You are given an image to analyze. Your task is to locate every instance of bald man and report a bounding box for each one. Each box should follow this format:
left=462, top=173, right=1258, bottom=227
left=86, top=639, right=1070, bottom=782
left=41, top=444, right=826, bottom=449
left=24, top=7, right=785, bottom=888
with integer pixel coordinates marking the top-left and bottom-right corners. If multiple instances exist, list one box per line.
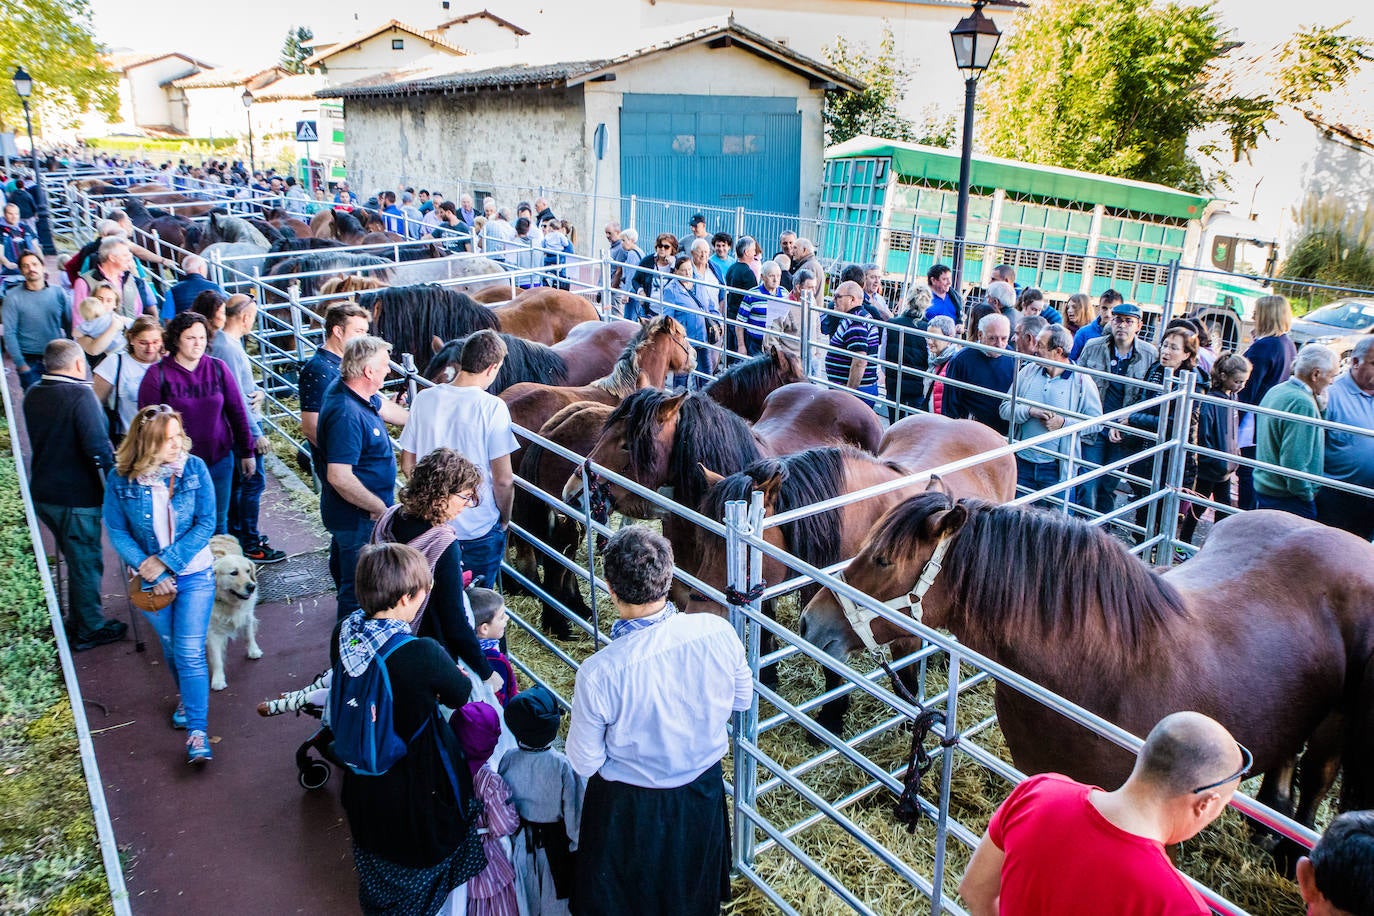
left=824, top=280, right=882, bottom=408
left=960, top=711, right=1247, bottom=915
left=162, top=254, right=225, bottom=319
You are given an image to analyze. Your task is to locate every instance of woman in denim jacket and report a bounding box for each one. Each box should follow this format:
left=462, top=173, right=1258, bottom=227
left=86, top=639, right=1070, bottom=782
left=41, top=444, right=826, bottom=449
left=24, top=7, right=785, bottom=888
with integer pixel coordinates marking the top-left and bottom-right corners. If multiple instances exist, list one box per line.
left=103, top=404, right=218, bottom=764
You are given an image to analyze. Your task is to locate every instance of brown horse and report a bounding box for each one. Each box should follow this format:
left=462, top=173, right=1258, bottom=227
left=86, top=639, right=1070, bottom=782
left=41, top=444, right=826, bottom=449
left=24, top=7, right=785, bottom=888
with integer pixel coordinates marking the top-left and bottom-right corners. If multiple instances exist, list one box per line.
left=800, top=494, right=1374, bottom=827
left=686, top=413, right=1014, bottom=618
left=563, top=386, right=881, bottom=614
left=502, top=315, right=694, bottom=460
left=701, top=343, right=807, bottom=422
left=427, top=319, right=644, bottom=390
left=491, top=288, right=600, bottom=346
left=265, top=207, right=314, bottom=239
left=472, top=286, right=516, bottom=304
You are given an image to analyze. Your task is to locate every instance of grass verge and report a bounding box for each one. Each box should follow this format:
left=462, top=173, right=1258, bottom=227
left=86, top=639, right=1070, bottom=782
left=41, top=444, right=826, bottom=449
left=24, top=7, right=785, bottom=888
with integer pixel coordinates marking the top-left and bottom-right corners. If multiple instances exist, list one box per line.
left=0, top=417, right=113, bottom=914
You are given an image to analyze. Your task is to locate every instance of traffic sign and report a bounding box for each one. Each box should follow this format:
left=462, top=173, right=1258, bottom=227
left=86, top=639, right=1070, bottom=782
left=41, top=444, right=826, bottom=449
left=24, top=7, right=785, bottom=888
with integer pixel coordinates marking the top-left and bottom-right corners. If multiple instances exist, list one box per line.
left=295, top=120, right=319, bottom=143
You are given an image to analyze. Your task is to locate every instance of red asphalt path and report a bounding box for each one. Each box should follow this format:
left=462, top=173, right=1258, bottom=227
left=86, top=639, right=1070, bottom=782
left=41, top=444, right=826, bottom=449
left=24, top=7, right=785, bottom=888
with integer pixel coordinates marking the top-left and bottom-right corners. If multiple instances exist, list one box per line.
left=8, top=362, right=359, bottom=914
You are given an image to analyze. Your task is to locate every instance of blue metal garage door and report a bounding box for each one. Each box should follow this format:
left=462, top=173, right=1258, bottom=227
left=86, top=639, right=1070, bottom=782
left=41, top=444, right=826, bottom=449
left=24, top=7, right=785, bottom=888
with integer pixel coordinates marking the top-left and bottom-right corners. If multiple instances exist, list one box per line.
left=620, top=94, right=801, bottom=241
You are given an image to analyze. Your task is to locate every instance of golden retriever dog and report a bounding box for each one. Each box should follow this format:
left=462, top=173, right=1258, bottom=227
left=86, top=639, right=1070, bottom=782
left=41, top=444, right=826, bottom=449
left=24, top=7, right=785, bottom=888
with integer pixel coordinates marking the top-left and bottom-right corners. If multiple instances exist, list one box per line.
left=207, top=538, right=261, bottom=691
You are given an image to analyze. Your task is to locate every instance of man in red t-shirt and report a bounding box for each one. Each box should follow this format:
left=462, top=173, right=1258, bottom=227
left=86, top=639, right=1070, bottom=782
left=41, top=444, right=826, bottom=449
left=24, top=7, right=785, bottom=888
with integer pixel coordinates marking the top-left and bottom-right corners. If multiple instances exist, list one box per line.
left=959, top=711, right=1249, bottom=915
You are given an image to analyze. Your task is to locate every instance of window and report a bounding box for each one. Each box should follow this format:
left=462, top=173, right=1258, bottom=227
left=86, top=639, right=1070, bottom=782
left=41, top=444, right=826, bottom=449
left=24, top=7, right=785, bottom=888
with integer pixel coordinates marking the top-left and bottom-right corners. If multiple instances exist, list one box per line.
left=392, top=38, right=405, bottom=50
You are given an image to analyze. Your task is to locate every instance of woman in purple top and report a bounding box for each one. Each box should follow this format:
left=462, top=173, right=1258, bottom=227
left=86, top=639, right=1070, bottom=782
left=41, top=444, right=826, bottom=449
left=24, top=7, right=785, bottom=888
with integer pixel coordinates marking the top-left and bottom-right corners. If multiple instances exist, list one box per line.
left=138, top=311, right=255, bottom=534
left=1236, top=295, right=1297, bottom=509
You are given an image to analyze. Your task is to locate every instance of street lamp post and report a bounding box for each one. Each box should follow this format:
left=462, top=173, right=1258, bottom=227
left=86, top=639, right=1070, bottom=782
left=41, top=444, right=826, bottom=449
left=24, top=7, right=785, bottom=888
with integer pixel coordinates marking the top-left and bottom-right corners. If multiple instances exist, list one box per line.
left=241, top=88, right=255, bottom=176
left=11, top=67, right=56, bottom=255
left=949, top=1, right=1001, bottom=296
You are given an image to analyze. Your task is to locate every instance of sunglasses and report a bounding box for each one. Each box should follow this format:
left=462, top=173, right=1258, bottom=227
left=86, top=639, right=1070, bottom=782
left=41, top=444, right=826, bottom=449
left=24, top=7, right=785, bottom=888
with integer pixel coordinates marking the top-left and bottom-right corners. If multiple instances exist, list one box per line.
left=1192, top=742, right=1252, bottom=794
left=656, top=243, right=674, bottom=250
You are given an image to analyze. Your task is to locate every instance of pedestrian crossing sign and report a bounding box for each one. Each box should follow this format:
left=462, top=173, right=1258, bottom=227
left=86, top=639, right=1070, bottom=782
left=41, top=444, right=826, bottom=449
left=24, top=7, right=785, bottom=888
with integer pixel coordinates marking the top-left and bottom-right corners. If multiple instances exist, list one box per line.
left=295, top=120, right=319, bottom=143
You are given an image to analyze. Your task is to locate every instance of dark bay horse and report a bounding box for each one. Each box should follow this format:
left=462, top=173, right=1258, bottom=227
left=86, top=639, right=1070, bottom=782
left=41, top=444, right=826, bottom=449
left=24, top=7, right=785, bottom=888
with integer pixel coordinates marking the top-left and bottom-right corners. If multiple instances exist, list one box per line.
left=513, top=400, right=617, bottom=631
left=264, top=207, right=314, bottom=239
left=800, top=494, right=1374, bottom=827
left=491, top=288, right=600, bottom=345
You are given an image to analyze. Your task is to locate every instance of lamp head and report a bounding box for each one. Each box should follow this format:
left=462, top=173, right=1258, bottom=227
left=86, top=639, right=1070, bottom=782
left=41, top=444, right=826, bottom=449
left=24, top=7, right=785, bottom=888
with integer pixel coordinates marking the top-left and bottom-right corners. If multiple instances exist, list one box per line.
left=13, top=66, right=33, bottom=100
left=240, top=88, right=253, bottom=109
left=950, top=2, right=1002, bottom=77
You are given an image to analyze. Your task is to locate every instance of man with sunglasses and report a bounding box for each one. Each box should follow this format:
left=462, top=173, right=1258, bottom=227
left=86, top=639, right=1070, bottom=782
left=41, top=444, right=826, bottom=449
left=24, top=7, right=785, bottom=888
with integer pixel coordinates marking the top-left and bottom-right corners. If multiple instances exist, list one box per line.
left=960, top=711, right=1247, bottom=915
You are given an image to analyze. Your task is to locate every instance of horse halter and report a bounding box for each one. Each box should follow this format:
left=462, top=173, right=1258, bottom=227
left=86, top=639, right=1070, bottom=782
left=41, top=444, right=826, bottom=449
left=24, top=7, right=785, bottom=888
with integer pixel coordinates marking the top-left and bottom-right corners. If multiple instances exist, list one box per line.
left=832, top=535, right=952, bottom=662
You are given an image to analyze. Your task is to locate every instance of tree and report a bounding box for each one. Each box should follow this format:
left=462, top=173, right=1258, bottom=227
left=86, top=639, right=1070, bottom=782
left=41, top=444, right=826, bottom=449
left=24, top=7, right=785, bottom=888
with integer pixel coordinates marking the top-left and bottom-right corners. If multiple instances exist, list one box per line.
left=1278, top=192, right=1374, bottom=306
left=823, top=24, right=920, bottom=146
left=978, top=0, right=1368, bottom=193
left=0, top=0, right=116, bottom=131
left=279, top=26, right=315, bottom=75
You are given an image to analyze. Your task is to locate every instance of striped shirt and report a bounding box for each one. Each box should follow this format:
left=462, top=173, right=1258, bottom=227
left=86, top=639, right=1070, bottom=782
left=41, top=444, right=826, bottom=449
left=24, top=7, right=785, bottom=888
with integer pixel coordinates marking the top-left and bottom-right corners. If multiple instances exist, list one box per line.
left=825, top=314, right=880, bottom=388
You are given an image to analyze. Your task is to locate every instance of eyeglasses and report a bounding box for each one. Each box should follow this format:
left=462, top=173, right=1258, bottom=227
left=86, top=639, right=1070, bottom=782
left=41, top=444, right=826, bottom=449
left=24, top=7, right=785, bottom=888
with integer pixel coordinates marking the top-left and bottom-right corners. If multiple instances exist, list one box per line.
left=1192, top=742, right=1252, bottom=794
left=457, top=491, right=479, bottom=508
left=656, top=243, right=673, bottom=250
left=140, top=404, right=175, bottom=417
left=1110, top=316, right=1140, bottom=325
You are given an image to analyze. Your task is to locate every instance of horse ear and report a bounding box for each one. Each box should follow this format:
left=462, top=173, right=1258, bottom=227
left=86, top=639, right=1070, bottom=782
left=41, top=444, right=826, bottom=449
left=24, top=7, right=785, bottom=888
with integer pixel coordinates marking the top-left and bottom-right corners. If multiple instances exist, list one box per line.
left=925, top=502, right=969, bottom=540
left=431, top=336, right=444, bottom=354
left=657, top=391, right=688, bottom=420
left=639, top=317, right=651, bottom=328
left=758, top=471, right=784, bottom=504
left=924, top=474, right=954, bottom=498
left=768, top=342, right=784, bottom=364
left=698, top=463, right=725, bottom=488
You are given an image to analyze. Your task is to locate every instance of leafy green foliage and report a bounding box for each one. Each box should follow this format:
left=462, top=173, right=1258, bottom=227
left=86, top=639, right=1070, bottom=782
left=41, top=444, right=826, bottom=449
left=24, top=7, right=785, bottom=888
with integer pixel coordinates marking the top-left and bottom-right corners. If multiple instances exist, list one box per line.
left=1274, top=21, right=1373, bottom=106
left=0, top=418, right=112, bottom=914
left=823, top=24, right=922, bottom=146
left=279, top=26, right=316, bottom=76
left=0, top=0, right=117, bottom=131
left=979, top=0, right=1366, bottom=194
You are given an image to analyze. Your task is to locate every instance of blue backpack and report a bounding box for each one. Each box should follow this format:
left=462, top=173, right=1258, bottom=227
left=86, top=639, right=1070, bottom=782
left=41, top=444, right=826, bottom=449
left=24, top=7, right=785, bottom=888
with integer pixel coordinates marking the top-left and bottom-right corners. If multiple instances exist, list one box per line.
left=329, top=632, right=426, bottom=776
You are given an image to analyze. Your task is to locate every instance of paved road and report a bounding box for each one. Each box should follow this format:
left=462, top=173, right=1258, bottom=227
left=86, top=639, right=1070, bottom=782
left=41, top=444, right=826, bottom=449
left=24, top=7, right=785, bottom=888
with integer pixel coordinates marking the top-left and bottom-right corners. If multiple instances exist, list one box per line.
left=8, top=363, right=358, bottom=915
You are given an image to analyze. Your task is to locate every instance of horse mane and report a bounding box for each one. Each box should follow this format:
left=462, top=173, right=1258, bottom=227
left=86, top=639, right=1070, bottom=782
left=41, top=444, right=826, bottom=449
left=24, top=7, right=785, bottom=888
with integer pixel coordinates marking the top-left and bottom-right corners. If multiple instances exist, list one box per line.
left=609, top=389, right=763, bottom=509
left=703, top=345, right=804, bottom=420
left=121, top=198, right=152, bottom=225
left=269, top=236, right=343, bottom=254
left=365, top=285, right=501, bottom=377
left=334, top=211, right=365, bottom=238
left=699, top=446, right=848, bottom=570
left=869, top=493, right=1190, bottom=662
left=431, top=332, right=569, bottom=393
left=266, top=251, right=393, bottom=298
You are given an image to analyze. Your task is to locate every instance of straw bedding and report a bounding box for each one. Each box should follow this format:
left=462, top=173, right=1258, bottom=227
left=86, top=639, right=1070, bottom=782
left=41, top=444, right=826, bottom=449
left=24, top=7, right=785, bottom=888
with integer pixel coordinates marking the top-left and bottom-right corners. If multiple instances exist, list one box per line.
left=500, top=529, right=1316, bottom=916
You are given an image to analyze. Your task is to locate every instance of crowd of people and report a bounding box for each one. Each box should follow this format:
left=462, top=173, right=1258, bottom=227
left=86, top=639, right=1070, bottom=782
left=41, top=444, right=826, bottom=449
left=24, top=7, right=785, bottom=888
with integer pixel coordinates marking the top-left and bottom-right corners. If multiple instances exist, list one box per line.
left=6, top=159, right=1374, bottom=916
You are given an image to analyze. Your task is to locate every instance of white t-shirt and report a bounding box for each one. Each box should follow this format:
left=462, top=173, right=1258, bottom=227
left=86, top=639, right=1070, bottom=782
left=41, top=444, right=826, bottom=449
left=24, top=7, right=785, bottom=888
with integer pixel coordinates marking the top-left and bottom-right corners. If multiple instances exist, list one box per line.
left=397, top=383, right=519, bottom=539
left=94, top=352, right=154, bottom=435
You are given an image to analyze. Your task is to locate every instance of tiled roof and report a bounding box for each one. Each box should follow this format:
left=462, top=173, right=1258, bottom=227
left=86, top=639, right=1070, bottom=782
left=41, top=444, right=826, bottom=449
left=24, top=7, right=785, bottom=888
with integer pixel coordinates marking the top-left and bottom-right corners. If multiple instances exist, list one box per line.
left=433, top=9, right=531, bottom=36
left=319, top=15, right=864, bottom=99
left=166, top=66, right=283, bottom=90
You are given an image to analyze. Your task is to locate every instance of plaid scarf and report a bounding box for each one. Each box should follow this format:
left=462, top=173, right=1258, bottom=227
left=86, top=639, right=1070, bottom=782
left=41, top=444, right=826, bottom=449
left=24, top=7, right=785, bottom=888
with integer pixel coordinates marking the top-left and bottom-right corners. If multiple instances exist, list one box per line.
left=338, top=609, right=412, bottom=677
left=610, top=602, right=677, bottom=641
left=136, top=453, right=188, bottom=487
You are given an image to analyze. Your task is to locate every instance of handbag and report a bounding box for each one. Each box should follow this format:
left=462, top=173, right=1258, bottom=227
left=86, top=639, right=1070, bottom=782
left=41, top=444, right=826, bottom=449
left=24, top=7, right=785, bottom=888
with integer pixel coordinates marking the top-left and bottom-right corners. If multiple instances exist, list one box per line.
left=104, top=353, right=124, bottom=443
left=126, top=474, right=177, bottom=612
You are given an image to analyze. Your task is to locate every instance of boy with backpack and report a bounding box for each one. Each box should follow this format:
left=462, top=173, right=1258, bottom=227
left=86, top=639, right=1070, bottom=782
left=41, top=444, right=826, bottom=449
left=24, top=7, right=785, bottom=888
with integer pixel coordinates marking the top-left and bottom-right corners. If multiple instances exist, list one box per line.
left=331, top=543, right=487, bottom=915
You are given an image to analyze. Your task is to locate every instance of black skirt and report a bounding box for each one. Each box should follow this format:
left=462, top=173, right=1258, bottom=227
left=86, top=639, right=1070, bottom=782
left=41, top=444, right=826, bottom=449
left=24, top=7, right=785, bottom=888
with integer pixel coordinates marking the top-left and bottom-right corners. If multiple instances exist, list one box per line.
left=573, top=763, right=731, bottom=916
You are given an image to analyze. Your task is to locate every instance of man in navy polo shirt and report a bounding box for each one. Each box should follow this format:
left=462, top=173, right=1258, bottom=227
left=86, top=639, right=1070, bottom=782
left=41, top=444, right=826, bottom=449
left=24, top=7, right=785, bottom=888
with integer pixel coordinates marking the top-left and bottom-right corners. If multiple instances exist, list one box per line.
left=317, top=336, right=398, bottom=619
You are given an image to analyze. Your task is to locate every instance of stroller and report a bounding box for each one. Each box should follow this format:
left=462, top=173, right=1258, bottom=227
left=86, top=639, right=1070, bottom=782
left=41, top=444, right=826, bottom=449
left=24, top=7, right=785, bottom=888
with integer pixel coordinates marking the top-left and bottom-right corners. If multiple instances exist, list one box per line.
left=259, top=671, right=340, bottom=791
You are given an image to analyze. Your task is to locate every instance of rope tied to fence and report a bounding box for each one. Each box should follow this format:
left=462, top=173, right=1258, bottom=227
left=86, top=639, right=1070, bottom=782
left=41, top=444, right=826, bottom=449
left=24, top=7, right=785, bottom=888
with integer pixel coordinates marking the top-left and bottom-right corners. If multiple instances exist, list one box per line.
left=880, top=654, right=959, bottom=833
left=723, top=581, right=767, bottom=607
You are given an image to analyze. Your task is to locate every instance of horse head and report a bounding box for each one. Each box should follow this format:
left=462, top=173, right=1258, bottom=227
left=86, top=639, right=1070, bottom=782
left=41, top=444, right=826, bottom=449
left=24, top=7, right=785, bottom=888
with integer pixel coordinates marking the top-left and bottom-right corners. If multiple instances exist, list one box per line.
left=799, top=491, right=969, bottom=658
left=563, top=388, right=688, bottom=520
left=428, top=336, right=463, bottom=384
left=635, top=315, right=695, bottom=384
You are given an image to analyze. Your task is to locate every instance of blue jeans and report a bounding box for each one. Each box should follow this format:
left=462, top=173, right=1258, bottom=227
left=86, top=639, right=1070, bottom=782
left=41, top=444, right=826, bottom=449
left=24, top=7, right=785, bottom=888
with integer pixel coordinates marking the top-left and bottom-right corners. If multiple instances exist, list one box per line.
left=1255, top=492, right=1317, bottom=520
left=17, top=353, right=44, bottom=390
left=857, top=382, right=881, bottom=414
left=228, top=453, right=265, bottom=546
left=1016, top=456, right=1069, bottom=506
left=459, top=522, right=506, bottom=589
left=36, top=503, right=109, bottom=637
left=205, top=452, right=235, bottom=535
left=141, top=567, right=215, bottom=733
left=329, top=516, right=376, bottom=620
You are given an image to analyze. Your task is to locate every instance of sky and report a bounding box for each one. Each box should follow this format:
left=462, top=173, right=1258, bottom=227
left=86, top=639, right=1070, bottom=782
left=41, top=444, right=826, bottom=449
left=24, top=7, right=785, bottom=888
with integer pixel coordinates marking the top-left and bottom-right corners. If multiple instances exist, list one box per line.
left=93, top=0, right=1374, bottom=66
